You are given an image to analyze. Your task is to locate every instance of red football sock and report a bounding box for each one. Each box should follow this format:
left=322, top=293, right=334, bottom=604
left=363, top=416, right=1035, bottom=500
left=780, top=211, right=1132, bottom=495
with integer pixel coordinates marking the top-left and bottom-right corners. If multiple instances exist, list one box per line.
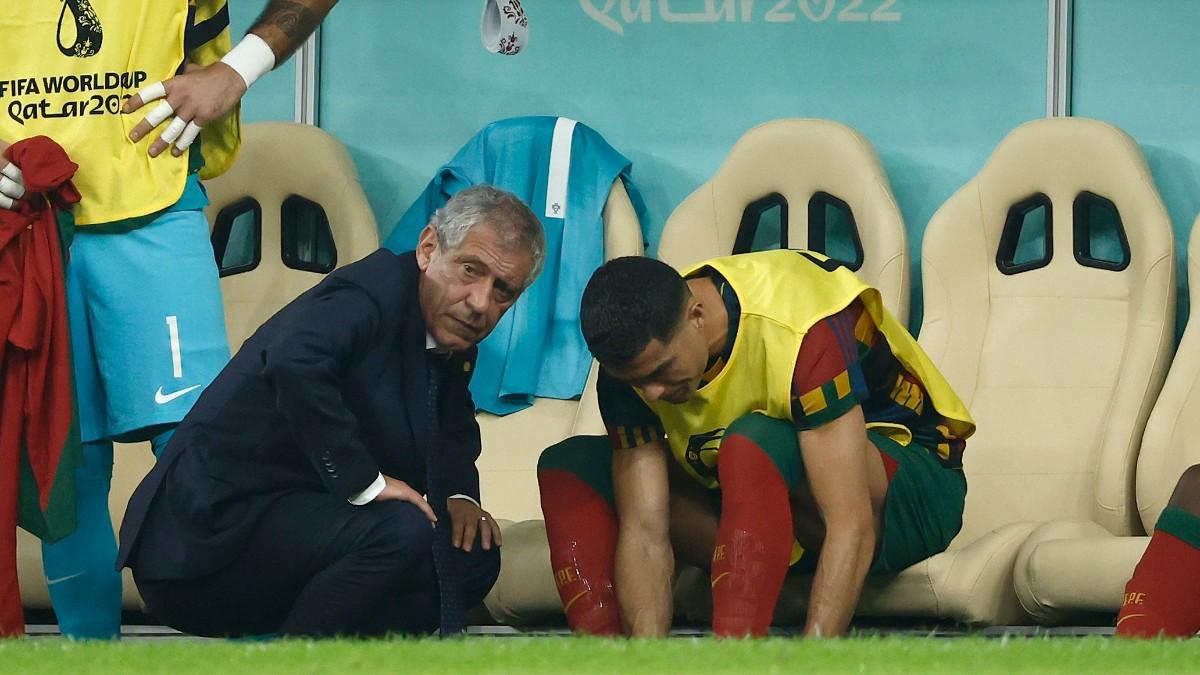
left=711, top=433, right=794, bottom=637
left=538, top=469, right=622, bottom=635
left=1117, top=507, right=1200, bottom=638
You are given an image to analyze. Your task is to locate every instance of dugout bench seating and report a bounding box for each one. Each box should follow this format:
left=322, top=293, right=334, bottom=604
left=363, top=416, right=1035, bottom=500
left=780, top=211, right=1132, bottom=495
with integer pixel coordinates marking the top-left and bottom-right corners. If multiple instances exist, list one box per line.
left=1013, top=211, right=1200, bottom=624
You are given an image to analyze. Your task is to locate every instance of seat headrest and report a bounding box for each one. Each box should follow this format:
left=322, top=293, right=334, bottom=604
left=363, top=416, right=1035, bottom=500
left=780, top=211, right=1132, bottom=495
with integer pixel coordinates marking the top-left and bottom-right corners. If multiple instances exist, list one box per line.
left=203, top=122, right=379, bottom=351
left=659, top=119, right=908, bottom=320
left=970, top=117, right=1168, bottom=266
left=205, top=122, right=373, bottom=216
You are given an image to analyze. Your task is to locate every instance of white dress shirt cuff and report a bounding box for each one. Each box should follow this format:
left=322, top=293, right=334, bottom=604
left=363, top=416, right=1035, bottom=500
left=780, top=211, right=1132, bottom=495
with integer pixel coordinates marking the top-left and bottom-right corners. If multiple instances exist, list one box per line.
left=448, top=494, right=481, bottom=508
left=349, top=473, right=386, bottom=505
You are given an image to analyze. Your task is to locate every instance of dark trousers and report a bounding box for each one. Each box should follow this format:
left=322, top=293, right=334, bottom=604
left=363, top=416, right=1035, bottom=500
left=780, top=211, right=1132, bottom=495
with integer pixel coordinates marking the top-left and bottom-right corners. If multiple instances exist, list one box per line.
left=133, top=491, right=500, bottom=638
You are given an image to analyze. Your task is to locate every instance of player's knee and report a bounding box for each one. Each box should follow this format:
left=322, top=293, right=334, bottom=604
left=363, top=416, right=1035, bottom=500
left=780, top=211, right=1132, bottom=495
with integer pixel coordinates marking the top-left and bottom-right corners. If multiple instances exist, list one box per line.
left=537, top=438, right=573, bottom=474
left=538, top=435, right=607, bottom=474
left=720, top=414, right=803, bottom=488
left=1170, top=464, right=1200, bottom=516
left=1177, top=464, right=1200, bottom=492
left=537, top=435, right=616, bottom=504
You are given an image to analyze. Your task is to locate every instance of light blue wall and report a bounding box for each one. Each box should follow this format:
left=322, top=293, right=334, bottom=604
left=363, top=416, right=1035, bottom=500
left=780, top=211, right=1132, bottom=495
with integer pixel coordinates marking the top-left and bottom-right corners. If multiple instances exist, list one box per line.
left=1073, top=0, right=1199, bottom=332
left=220, top=2, right=1200, bottom=338
left=317, top=0, right=1049, bottom=280
left=229, top=0, right=295, bottom=123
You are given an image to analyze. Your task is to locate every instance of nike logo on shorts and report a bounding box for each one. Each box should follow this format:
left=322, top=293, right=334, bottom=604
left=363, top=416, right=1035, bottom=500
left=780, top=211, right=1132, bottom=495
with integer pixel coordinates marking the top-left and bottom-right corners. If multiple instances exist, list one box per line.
left=155, top=384, right=202, bottom=405
left=46, top=570, right=88, bottom=586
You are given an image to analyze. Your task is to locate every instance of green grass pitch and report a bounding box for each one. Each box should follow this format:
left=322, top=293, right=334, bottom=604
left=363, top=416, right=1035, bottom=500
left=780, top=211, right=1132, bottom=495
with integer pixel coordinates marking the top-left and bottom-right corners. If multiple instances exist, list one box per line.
left=2, top=637, right=1199, bottom=674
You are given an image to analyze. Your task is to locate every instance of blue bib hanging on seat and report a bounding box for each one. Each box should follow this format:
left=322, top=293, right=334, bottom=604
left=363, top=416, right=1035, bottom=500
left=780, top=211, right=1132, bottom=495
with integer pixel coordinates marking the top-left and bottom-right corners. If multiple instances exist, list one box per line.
left=384, top=116, right=647, bottom=415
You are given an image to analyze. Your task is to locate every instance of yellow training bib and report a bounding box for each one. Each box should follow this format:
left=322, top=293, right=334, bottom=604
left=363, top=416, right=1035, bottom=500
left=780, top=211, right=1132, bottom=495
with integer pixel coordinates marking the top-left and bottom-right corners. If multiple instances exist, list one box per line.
left=0, top=1, right=237, bottom=226
left=644, top=250, right=975, bottom=489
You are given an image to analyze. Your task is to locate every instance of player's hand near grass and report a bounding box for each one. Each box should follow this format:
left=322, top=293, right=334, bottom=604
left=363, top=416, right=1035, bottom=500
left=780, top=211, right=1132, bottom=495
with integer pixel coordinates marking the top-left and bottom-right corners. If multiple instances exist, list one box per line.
left=798, top=405, right=887, bottom=637
left=613, top=438, right=675, bottom=637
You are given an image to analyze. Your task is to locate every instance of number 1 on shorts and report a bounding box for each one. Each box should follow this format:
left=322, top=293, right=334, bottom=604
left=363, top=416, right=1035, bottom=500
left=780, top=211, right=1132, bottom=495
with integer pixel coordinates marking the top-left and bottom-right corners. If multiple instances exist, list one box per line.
left=166, top=315, right=183, bottom=378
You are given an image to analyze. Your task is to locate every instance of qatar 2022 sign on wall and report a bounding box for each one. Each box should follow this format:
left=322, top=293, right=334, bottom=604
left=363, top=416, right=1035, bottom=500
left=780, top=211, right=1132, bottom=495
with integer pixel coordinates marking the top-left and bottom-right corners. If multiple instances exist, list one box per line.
left=580, top=0, right=903, bottom=35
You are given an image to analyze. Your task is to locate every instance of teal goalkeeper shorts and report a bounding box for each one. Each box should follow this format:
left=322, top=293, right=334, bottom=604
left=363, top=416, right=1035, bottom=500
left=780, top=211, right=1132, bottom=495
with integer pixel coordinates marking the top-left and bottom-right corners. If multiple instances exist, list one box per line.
left=66, top=206, right=230, bottom=443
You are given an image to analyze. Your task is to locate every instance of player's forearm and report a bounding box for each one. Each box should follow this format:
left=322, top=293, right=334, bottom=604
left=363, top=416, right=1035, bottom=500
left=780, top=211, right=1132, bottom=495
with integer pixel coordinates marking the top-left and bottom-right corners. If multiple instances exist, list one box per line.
left=804, top=523, right=875, bottom=637
left=615, top=531, right=674, bottom=636
left=250, top=0, right=339, bottom=62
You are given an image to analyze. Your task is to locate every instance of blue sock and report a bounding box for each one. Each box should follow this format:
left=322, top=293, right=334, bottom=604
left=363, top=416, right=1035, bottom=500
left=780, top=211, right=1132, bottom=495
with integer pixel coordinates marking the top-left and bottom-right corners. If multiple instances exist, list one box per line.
left=150, top=427, right=175, bottom=459
left=41, top=441, right=122, bottom=640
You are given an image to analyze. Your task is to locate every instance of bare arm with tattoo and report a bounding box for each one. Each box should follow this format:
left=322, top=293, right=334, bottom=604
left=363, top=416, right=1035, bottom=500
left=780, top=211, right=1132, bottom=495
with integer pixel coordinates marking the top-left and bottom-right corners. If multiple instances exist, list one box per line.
left=249, top=0, right=340, bottom=63
left=124, top=0, right=341, bottom=157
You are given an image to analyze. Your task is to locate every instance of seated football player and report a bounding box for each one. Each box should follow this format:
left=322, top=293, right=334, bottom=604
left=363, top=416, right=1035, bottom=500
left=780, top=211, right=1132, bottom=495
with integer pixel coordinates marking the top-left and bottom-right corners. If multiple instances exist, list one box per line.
left=1117, top=464, right=1200, bottom=638
left=537, top=251, right=975, bottom=637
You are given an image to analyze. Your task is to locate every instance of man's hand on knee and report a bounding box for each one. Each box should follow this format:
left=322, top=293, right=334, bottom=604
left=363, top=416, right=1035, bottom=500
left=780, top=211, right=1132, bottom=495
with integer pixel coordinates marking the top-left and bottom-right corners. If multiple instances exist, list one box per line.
left=374, top=475, right=438, bottom=524
left=448, top=498, right=502, bottom=553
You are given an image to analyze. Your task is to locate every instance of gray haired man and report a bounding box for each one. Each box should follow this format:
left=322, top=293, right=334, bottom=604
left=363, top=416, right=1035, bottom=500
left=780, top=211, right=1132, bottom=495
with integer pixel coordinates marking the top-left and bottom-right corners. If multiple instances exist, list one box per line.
left=117, top=185, right=545, bottom=638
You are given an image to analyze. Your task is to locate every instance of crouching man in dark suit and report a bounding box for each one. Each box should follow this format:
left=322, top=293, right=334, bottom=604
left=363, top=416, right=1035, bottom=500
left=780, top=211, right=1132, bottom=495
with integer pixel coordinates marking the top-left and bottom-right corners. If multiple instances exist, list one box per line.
left=116, top=185, right=544, bottom=638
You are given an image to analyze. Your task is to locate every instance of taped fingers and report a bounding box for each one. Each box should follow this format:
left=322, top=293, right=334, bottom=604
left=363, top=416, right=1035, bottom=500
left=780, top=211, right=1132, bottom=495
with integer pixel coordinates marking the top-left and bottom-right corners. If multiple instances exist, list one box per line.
left=122, top=80, right=166, bottom=115
left=0, top=161, right=23, bottom=208
left=130, top=100, right=175, bottom=144
left=173, top=122, right=203, bottom=155
left=135, top=81, right=167, bottom=105
left=1, top=162, right=22, bottom=183
left=0, top=175, right=24, bottom=200
left=160, top=117, right=188, bottom=145
left=143, top=101, right=175, bottom=129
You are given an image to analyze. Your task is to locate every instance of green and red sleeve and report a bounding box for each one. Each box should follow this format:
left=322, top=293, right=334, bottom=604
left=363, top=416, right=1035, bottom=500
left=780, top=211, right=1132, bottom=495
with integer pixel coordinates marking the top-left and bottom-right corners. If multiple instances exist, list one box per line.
left=596, top=369, right=666, bottom=450
left=790, top=299, right=875, bottom=430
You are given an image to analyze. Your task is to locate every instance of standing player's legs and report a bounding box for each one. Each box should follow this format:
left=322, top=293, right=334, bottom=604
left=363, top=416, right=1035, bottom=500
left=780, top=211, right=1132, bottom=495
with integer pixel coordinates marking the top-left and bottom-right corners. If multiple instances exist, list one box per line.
left=41, top=442, right=121, bottom=639
left=81, top=210, right=229, bottom=445
left=43, top=210, right=229, bottom=639
left=41, top=242, right=121, bottom=639
left=1117, top=464, right=1200, bottom=638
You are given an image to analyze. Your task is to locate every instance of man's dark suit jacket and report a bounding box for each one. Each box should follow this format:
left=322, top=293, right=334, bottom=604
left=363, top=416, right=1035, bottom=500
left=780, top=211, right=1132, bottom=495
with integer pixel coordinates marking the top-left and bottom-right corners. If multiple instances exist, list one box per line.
left=117, top=250, right=481, bottom=580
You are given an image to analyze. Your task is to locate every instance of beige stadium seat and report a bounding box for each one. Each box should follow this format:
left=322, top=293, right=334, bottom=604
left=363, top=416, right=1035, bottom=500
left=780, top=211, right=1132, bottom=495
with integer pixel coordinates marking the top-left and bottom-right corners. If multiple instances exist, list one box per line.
left=657, top=118, right=910, bottom=322
left=206, top=122, right=380, bottom=351
left=795, top=116, right=1174, bottom=626
left=1013, top=213, right=1200, bottom=625
left=16, top=121, right=379, bottom=610
left=482, top=180, right=643, bottom=623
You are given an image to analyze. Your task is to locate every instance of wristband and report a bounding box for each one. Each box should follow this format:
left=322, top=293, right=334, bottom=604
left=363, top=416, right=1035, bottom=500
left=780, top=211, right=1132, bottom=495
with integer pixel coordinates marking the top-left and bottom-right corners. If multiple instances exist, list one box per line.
left=220, top=33, right=276, bottom=89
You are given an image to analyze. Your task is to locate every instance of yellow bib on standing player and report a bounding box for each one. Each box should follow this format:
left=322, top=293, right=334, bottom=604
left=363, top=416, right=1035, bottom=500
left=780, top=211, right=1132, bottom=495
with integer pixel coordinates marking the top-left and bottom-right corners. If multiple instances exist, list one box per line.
left=0, top=1, right=238, bottom=226
left=643, top=250, right=976, bottom=489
